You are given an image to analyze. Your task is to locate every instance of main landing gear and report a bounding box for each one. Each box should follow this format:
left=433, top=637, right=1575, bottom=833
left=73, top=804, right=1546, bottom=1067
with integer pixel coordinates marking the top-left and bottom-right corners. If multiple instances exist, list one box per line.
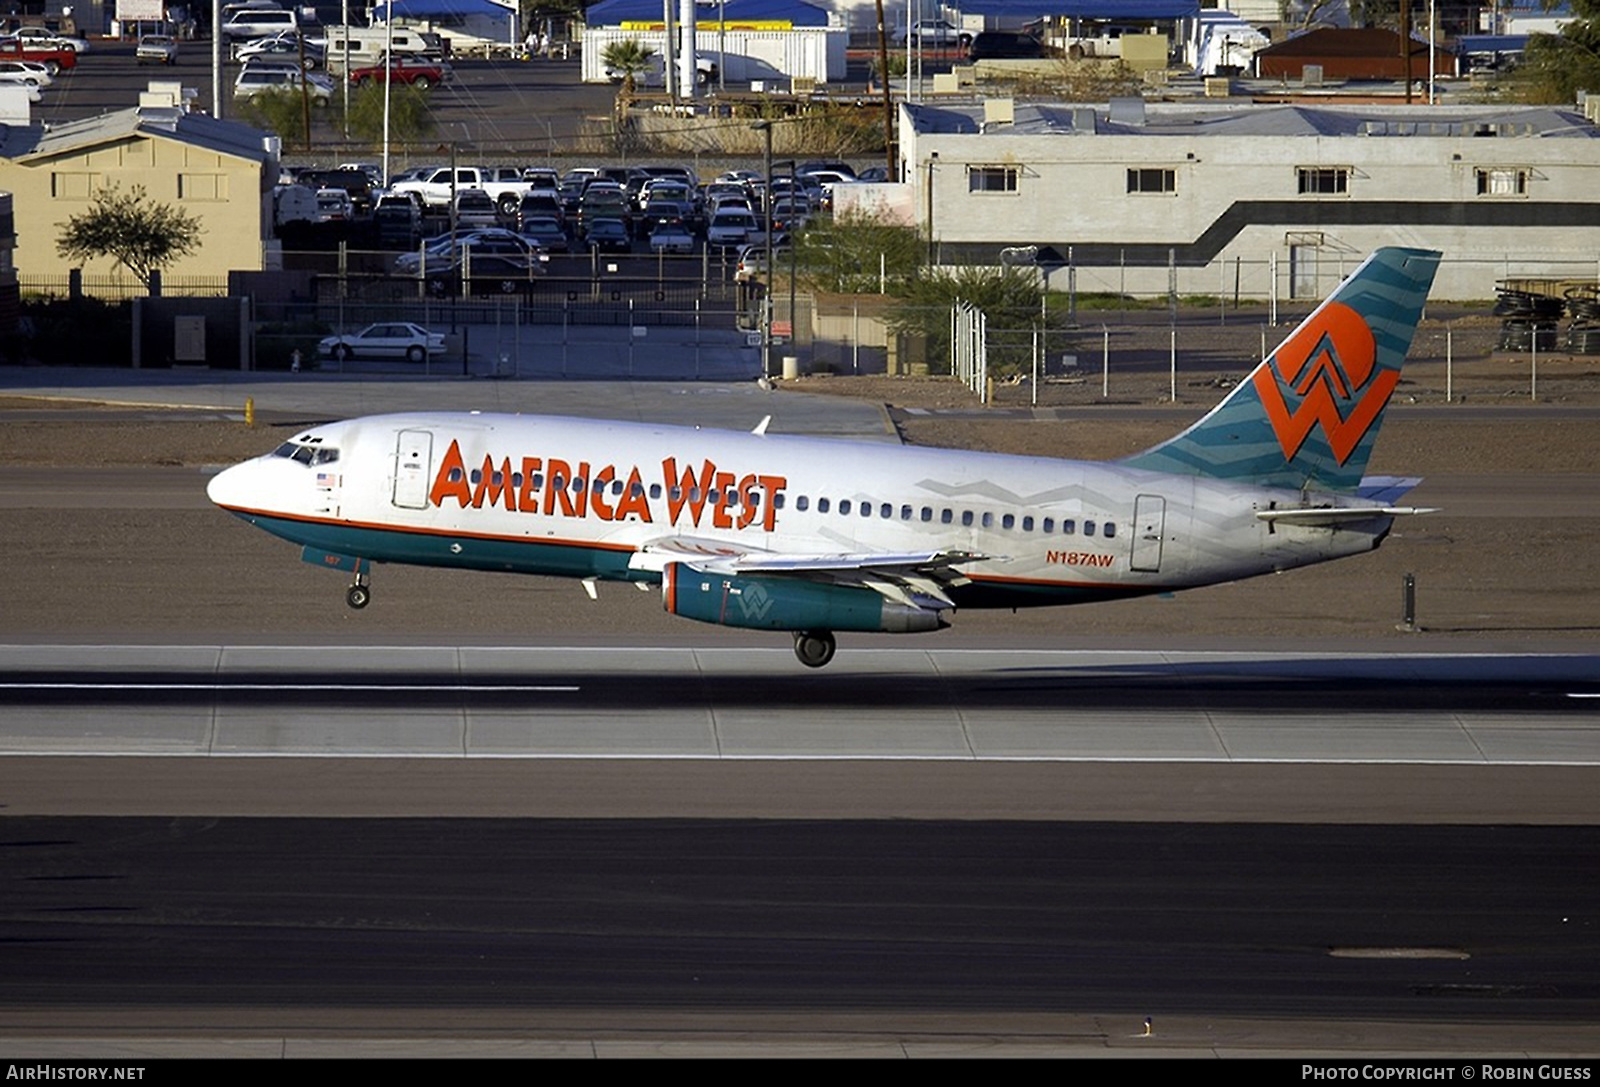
left=792, top=630, right=836, bottom=669
left=346, top=571, right=371, bottom=609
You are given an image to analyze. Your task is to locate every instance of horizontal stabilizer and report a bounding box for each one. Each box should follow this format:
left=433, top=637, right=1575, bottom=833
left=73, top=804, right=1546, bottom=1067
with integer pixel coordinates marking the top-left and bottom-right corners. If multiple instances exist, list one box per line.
left=1356, top=475, right=1424, bottom=504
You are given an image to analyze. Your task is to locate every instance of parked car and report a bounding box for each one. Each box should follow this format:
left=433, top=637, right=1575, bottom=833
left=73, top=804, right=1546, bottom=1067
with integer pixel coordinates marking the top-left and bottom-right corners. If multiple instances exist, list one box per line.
left=234, top=66, right=334, bottom=106
left=648, top=221, right=696, bottom=255
left=423, top=236, right=548, bottom=294
left=313, top=187, right=354, bottom=222
left=348, top=56, right=445, bottom=89
left=0, top=58, right=51, bottom=85
left=890, top=19, right=970, bottom=48
left=517, top=215, right=569, bottom=253
left=135, top=35, right=179, bottom=65
left=318, top=322, right=445, bottom=363
left=452, top=188, right=499, bottom=228
left=373, top=196, right=423, bottom=247
left=221, top=6, right=299, bottom=42
left=9, top=26, right=88, bottom=53
left=707, top=209, right=762, bottom=249
left=234, top=32, right=322, bottom=69
left=583, top=217, right=631, bottom=254
left=967, top=31, right=1051, bottom=61
left=733, top=242, right=792, bottom=283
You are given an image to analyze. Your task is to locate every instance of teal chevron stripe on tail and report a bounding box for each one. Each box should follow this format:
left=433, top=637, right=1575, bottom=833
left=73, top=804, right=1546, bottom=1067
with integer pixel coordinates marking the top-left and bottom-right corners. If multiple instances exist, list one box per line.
left=1120, top=247, right=1441, bottom=493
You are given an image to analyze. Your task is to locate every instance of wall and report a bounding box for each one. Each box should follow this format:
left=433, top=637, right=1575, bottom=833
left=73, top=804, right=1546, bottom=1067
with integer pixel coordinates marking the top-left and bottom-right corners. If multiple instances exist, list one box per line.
left=903, top=109, right=1600, bottom=298
left=2, top=130, right=267, bottom=285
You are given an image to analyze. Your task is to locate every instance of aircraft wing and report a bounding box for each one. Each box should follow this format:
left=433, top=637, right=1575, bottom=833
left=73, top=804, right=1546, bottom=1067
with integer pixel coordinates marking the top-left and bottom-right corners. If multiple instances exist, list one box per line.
left=629, top=536, right=991, bottom=605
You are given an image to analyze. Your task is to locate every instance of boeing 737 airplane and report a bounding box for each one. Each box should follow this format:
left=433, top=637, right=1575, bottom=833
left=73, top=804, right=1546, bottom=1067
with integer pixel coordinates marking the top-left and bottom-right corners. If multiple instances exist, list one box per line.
left=208, top=246, right=1441, bottom=667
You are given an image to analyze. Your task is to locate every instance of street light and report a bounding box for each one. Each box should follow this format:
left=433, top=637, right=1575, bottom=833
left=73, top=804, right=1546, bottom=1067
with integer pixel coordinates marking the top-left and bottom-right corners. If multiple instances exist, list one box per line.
left=752, top=119, right=773, bottom=376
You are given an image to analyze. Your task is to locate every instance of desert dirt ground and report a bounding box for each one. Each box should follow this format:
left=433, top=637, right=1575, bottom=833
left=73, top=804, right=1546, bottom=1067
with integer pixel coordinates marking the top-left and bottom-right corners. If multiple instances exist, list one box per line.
left=0, top=344, right=1597, bottom=648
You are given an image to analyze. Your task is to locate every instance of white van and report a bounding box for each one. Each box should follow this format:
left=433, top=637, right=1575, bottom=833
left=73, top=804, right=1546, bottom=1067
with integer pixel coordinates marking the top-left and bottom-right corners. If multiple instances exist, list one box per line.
left=221, top=6, right=299, bottom=41
left=322, top=25, right=444, bottom=71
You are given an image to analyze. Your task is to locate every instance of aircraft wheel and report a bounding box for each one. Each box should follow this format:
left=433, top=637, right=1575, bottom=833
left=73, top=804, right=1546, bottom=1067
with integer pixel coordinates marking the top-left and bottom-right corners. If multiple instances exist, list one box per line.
left=793, top=630, right=835, bottom=669
left=346, top=584, right=371, bottom=609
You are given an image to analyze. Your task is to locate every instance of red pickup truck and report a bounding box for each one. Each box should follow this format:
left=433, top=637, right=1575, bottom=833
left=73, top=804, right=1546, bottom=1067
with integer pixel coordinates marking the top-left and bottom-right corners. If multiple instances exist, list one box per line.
left=0, top=37, right=77, bottom=73
left=347, top=57, right=444, bottom=89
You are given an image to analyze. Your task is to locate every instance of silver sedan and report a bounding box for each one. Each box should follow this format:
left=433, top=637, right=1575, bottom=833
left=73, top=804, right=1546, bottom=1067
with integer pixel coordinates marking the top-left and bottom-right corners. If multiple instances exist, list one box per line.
left=318, top=322, right=446, bottom=363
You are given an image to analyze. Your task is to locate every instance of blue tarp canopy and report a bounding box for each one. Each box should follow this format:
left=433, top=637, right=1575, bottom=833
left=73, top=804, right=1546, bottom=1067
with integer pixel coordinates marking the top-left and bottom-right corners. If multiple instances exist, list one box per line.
left=1456, top=34, right=1532, bottom=52
left=957, top=0, right=1200, bottom=18
left=372, top=0, right=515, bottom=20
left=586, top=0, right=832, bottom=29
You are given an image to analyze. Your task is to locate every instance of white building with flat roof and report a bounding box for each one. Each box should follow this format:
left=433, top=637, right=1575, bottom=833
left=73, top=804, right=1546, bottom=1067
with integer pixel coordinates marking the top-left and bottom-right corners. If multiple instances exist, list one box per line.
left=872, top=99, right=1600, bottom=299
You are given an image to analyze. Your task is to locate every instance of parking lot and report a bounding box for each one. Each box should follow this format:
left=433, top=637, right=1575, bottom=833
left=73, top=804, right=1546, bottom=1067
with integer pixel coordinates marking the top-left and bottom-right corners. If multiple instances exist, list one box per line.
left=33, top=34, right=620, bottom=158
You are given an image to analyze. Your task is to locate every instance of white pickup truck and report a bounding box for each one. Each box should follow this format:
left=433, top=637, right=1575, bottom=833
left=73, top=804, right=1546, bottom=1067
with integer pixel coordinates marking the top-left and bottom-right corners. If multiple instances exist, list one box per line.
left=389, top=166, right=533, bottom=214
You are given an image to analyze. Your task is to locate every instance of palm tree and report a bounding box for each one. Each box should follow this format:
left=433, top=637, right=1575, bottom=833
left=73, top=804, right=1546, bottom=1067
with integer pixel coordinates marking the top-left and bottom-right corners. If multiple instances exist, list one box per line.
left=602, top=38, right=655, bottom=120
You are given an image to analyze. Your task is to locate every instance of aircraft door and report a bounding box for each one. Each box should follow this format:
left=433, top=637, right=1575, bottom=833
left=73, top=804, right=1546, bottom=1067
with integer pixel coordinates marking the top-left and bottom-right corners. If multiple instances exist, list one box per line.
left=1130, top=493, right=1166, bottom=573
left=392, top=429, right=434, bottom=509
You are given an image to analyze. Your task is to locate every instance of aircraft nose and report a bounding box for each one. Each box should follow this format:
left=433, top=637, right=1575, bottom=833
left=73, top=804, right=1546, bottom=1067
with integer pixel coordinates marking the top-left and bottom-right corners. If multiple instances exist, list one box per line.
left=206, top=459, right=255, bottom=510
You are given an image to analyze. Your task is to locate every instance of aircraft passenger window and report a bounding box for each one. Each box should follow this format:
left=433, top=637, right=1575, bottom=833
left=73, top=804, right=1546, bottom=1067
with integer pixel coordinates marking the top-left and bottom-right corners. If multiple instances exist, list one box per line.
left=532, top=474, right=544, bottom=489
left=1084, top=520, right=1096, bottom=536
left=612, top=480, right=623, bottom=495
left=1104, top=522, right=1116, bottom=538
left=492, top=471, right=503, bottom=485
left=797, top=496, right=809, bottom=511
left=839, top=499, right=852, bottom=515
left=901, top=505, right=913, bottom=520
left=1062, top=520, right=1076, bottom=535
left=689, top=487, right=701, bottom=502
left=862, top=503, right=873, bottom=518
left=940, top=509, right=952, bottom=524
left=651, top=484, right=663, bottom=499
left=669, top=486, right=682, bottom=501
left=1022, top=516, right=1034, bottom=531
left=630, top=482, right=645, bottom=498
left=772, top=494, right=783, bottom=508
left=748, top=493, right=760, bottom=508
left=726, top=491, right=739, bottom=507
left=448, top=467, right=464, bottom=483
left=513, top=473, right=523, bottom=488
left=573, top=477, right=586, bottom=492
left=880, top=504, right=893, bottom=518
left=551, top=475, right=566, bottom=490
left=1002, top=514, right=1015, bottom=530
left=818, top=498, right=831, bottom=513
left=981, top=512, right=993, bottom=528
left=469, top=469, right=482, bottom=484
left=961, top=511, right=974, bottom=527
left=1043, top=518, right=1055, bottom=532
left=921, top=507, right=933, bottom=523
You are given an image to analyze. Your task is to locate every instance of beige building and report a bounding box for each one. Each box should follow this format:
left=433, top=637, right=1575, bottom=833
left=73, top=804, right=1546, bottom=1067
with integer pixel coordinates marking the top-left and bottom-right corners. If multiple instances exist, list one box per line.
left=0, top=84, right=277, bottom=290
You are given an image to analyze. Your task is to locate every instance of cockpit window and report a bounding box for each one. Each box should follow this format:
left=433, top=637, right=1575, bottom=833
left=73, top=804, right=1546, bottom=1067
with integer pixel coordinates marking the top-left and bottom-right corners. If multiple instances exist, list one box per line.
left=272, top=441, right=339, bottom=466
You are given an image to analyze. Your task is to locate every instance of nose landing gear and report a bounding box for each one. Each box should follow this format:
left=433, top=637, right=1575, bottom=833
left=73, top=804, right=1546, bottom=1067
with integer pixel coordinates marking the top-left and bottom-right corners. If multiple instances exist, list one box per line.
left=346, top=572, right=371, bottom=609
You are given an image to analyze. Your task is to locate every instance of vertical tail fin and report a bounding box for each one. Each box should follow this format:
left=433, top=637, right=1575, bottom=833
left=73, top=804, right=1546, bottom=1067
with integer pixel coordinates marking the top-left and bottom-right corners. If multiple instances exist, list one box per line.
left=1119, top=247, right=1441, bottom=493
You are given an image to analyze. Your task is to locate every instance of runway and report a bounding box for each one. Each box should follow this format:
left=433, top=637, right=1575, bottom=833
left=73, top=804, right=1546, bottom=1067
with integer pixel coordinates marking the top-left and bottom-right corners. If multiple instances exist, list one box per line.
left=1, top=387, right=1598, bottom=1055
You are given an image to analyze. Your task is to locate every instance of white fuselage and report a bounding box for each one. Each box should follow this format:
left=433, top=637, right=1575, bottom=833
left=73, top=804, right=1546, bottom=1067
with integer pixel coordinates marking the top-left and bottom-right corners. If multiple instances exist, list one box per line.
left=207, top=411, right=1389, bottom=611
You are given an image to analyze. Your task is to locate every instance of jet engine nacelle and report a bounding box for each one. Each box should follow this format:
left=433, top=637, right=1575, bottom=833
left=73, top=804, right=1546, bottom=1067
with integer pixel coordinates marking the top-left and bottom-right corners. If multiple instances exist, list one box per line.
left=663, top=565, right=950, bottom=634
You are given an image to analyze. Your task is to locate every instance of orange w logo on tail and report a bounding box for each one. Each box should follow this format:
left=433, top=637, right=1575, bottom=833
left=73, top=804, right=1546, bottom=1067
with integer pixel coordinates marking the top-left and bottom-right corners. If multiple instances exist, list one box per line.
left=1252, top=300, right=1396, bottom=465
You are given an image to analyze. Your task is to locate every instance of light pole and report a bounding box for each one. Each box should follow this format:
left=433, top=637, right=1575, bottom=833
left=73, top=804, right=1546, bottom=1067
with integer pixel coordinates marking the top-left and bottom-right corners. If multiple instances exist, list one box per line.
left=925, top=150, right=938, bottom=265
left=752, top=119, right=774, bottom=376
